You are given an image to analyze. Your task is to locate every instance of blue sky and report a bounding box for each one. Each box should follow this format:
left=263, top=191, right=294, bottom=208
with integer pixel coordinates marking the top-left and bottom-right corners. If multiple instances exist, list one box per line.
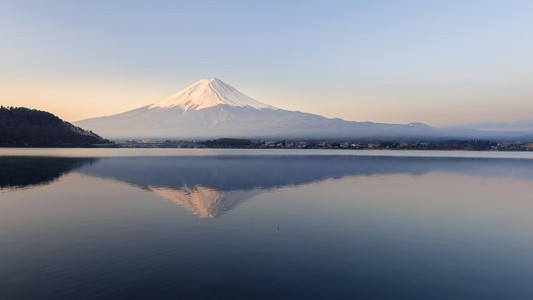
left=1, top=0, right=532, bottom=125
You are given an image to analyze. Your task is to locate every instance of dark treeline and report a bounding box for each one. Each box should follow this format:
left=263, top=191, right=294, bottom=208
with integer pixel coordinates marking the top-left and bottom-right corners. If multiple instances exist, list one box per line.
left=201, top=138, right=254, bottom=148
left=0, top=106, right=113, bottom=147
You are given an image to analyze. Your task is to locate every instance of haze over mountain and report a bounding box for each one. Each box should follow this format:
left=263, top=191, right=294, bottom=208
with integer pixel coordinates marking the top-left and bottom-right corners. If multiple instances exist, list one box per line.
left=74, top=78, right=532, bottom=140
left=453, top=119, right=533, bottom=132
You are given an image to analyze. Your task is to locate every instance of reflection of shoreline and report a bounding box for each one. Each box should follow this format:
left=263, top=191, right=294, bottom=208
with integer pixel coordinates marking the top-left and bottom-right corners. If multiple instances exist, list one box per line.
left=0, top=157, right=98, bottom=190
left=149, top=185, right=261, bottom=218
left=8, top=155, right=533, bottom=217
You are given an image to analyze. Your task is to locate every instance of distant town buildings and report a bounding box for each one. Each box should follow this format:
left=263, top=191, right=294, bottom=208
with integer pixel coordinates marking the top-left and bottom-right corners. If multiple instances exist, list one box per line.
left=115, top=138, right=533, bottom=151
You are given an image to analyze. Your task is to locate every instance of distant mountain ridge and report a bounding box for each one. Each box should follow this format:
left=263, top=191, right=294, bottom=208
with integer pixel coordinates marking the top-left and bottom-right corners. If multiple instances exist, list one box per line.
left=74, top=78, right=533, bottom=140
left=0, top=106, right=111, bottom=147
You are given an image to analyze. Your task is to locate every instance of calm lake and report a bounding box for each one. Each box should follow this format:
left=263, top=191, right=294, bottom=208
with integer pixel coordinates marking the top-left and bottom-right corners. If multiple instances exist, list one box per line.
left=1, top=149, right=533, bottom=299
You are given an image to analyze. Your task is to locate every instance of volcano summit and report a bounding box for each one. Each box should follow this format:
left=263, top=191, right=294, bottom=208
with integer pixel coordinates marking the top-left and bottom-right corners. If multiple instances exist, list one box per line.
left=149, top=78, right=274, bottom=111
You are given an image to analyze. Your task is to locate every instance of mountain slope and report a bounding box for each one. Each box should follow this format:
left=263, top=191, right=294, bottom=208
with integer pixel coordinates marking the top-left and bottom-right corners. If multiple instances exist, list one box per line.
left=0, top=106, right=112, bottom=146
left=74, top=78, right=522, bottom=140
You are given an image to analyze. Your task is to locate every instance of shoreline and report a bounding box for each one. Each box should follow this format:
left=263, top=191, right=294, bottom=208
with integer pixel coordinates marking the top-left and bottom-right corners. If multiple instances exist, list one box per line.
left=1, top=147, right=533, bottom=160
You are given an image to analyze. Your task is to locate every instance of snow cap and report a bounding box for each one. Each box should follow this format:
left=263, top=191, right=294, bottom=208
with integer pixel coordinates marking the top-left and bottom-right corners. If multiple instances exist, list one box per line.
left=149, top=78, right=275, bottom=111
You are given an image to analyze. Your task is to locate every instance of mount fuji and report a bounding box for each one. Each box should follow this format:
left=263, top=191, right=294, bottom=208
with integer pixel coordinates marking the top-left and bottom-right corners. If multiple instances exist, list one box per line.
left=73, top=78, right=511, bottom=140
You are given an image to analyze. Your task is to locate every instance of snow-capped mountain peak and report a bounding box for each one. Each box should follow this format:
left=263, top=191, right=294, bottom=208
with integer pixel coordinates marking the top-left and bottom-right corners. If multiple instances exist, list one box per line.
left=148, top=78, right=275, bottom=111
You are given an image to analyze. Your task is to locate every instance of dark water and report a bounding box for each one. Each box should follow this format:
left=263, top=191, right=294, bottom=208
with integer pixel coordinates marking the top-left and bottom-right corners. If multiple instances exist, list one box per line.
left=1, top=152, right=533, bottom=299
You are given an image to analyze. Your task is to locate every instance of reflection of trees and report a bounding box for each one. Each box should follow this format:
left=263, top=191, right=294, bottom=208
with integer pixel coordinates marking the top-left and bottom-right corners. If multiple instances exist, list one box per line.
left=0, top=157, right=98, bottom=189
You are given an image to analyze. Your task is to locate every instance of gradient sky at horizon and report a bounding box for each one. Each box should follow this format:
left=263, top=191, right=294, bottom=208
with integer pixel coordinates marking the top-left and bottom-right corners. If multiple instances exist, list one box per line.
left=1, top=0, right=532, bottom=125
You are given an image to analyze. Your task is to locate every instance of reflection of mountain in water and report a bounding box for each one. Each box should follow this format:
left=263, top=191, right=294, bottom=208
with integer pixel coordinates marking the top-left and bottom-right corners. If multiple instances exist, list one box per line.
left=149, top=185, right=261, bottom=218
left=0, top=157, right=97, bottom=190
left=76, top=155, right=533, bottom=218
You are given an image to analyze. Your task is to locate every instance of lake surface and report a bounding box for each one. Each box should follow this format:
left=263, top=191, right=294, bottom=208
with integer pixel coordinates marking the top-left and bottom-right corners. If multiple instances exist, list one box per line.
left=1, top=149, right=533, bottom=299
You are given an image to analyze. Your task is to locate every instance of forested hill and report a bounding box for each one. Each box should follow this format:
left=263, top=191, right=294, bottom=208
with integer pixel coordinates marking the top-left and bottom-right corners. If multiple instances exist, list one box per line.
left=0, top=106, right=113, bottom=147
